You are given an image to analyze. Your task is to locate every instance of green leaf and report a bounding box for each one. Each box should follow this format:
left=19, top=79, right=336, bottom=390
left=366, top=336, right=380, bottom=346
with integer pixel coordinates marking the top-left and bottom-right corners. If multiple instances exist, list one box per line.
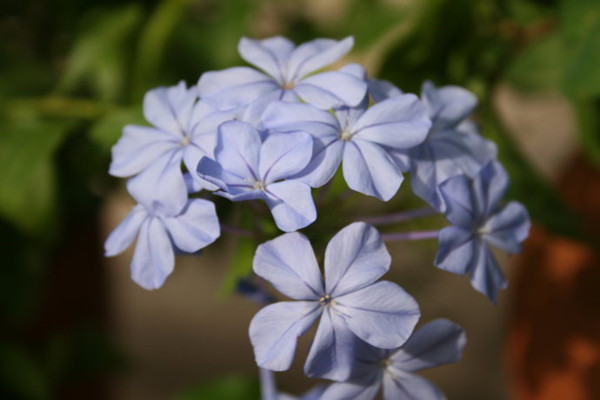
left=0, top=120, right=73, bottom=235
left=133, top=0, right=194, bottom=97
left=506, top=33, right=566, bottom=92
left=89, top=106, right=145, bottom=153
left=560, top=0, right=600, bottom=97
left=57, top=5, right=143, bottom=102
left=176, top=375, right=259, bottom=400
left=219, top=234, right=257, bottom=299
left=573, top=99, right=600, bottom=168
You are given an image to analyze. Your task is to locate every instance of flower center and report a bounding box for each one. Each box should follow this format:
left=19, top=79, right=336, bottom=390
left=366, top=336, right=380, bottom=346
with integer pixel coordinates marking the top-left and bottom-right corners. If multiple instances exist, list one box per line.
left=281, top=81, right=295, bottom=90
left=378, top=357, right=391, bottom=369
left=252, top=180, right=267, bottom=191
left=339, top=129, right=353, bottom=142
left=181, top=136, right=191, bottom=147
left=319, top=294, right=335, bottom=306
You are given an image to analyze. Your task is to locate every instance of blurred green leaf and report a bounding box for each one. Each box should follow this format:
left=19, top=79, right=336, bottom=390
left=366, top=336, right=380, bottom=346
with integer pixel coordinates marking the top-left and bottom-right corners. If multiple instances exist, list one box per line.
left=560, top=0, right=600, bottom=97
left=89, top=106, right=145, bottom=152
left=176, top=375, right=259, bottom=400
left=57, top=5, right=143, bottom=102
left=506, top=33, right=566, bottom=92
left=0, top=342, right=50, bottom=400
left=219, top=234, right=256, bottom=298
left=573, top=99, right=600, bottom=168
left=0, top=120, right=74, bottom=235
left=133, top=0, right=194, bottom=97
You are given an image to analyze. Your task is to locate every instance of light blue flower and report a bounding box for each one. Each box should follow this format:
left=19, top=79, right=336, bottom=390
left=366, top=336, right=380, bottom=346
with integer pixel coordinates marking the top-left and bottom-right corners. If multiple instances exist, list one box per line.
left=104, top=190, right=220, bottom=290
left=248, top=222, right=420, bottom=381
left=196, top=120, right=316, bottom=232
left=261, top=95, right=430, bottom=201
left=435, top=161, right=531, bottom=303
left=391, top=81, right=497, bottom=211
left=197, top=36, right=367, bottom=112
left=319, top=319, right=466, bottom=400
left=109, top=82, right=235, bottom=214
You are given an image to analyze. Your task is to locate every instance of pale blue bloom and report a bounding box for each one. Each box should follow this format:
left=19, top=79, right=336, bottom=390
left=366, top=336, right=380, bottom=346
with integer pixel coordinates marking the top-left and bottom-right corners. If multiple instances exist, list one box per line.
left=197, top=36, right=367, bottom=112
left=319, top=319, right=466, bottom=400
left=391, top=81, right=497, bottom=211
left=109, top=82, right=235, bottom=214
left=249, top=222, right=420, bottom=381
left=261, top=95, right=430, bottom=201
left=196, top=120, right=316, bottom=232
left=104, top=190, right=220, bottom=290
left=435, top=161, right=531, bottom=303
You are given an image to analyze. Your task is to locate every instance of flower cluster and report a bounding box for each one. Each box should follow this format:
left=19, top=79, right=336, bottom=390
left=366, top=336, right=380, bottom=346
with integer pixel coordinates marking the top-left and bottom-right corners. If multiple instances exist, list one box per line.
left=105, top=35, right=530, bottom=398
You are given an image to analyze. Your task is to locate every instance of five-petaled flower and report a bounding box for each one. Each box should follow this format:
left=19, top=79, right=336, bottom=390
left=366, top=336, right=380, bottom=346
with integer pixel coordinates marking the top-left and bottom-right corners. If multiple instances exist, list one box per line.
left=249, top=222, right=420, bottom=381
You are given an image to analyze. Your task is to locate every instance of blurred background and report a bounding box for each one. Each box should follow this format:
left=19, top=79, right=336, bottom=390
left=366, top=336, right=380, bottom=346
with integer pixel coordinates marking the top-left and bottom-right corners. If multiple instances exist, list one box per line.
left=1, top=0, right=600, bottom=399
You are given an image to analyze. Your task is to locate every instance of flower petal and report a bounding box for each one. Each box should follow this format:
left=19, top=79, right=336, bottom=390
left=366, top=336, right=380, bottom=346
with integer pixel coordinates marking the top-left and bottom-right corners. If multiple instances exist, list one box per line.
left=294, top=137, right=344, bottom=188
left=265, top=180, right=317, bottom=232
left=126, top=150, right=187, bottom=216
left=253, top=231, right=324, bottom=300
left=438, top=174, right=477, bottom=228
left=390, top=319, right=466, bottom=372
left=319, top=379, right=382, bottom=400
left=382, top=370, right=445, bottom=400
left=434, top=226, right=474, bottom=276
left=104, top=205, right=148, bottom=256
left=238, top=36, right=295, bottom=82
left=483, top=201, right=530, bottom=253
left=143, top=81, right=197, bottom=133
left=162, top=199, right=220, bottom=253
left=109, top=125, right=179, bottom=177
left=304, top=308, right=357, bottom=381
left=197, top=67, right=279, bottom=110
left=422, top=80, right=477, bottom=131
left=295, top=71, right=367, bottom=109
left=259, top=132, right=313, bottom=183
left=352, top=95, right=430, bottom=149
left=472, top=161, right=509, bottom=217
left=215, top=120, right=262, bottom=180
left=335, top=281, right=420, bottom=349
left=262, top=101, right=340, bottom=138
left=130, top=217, right=175, bottom=290
left=324, top=222, right=390, bottom=296
left=249, top=301, right=321, bottom=371
left=342, top=140, right=403, bottom=201
left=288, top=37, right=354, bottom=81
left=469, top=243, right=507, bottom=303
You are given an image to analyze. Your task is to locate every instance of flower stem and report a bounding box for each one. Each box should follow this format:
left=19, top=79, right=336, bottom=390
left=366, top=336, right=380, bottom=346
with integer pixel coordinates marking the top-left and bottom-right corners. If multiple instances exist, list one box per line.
left=382, top=230, right=440, bottom=242
left=259, top=368, right=277, bottom=400
left=360, top=206, right=436, bottom=226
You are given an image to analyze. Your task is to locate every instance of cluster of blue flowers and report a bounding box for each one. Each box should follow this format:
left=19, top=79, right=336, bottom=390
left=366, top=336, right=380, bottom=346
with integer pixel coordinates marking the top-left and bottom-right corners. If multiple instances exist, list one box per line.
left=105, top=36, right=530, bottom=399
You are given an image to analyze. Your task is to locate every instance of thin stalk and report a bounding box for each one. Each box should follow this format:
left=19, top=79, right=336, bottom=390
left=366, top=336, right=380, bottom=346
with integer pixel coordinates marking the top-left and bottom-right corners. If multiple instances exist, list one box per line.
left=382, top=230, right=440, bottom=242
left=259, top=368, right=277, bottom=400
left=360, top=206, right=436, bottom=226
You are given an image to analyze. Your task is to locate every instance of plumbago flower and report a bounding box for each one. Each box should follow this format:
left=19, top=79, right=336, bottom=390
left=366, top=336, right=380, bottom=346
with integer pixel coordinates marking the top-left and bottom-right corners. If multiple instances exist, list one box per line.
left=104, top=183, right=220, bottom=290
left=109, top=81, right=236, bottom=211
left=261, top=95, right=430, bottom=201
left=319, top=319, right=466, bottom=400
left=197, top=120, right=316, bottom=232
left=391, top=81, right=498, bottom=211
left=435, top=161, right=531, bottom=303
left=197, top=36, right=367, bottom=113
left=249, top=222, right=420, bottom=381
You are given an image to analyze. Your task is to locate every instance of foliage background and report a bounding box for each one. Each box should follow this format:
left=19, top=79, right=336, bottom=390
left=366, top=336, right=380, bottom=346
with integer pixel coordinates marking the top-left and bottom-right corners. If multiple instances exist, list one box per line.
left=1, top=0, right=599, bottom=399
